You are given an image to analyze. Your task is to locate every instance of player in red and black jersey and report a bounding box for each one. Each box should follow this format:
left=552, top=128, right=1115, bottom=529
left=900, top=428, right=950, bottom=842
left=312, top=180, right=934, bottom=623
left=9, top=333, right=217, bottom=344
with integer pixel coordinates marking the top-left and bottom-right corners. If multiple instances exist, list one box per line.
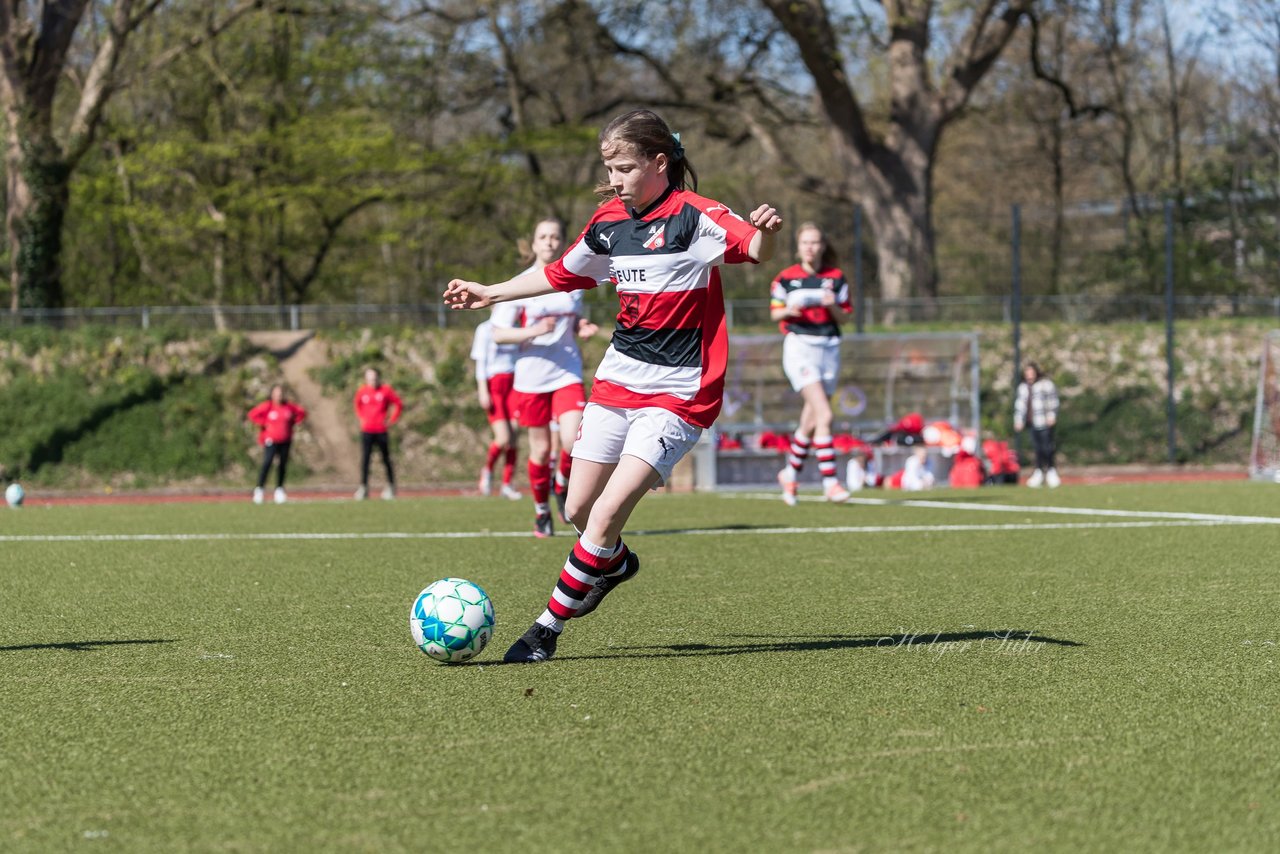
left=446, top=108, right=784, bottom=663
left=247, top=384, right=306, bottom=504
left=770, top=223, right=853, bottom=505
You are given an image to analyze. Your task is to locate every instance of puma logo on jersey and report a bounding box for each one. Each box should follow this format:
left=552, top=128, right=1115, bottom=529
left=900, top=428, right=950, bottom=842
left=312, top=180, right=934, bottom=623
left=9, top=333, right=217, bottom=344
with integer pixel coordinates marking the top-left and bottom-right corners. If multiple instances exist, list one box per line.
left=643, top=223, right=666, bottom=250
left=599, top=230, right=615, bottom=248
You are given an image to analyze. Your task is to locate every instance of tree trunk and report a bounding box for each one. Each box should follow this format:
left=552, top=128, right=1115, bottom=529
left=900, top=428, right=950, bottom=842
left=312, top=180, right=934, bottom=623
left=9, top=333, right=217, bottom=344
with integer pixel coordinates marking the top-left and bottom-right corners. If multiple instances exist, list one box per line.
left=209, top=205, right=229, bottom=333
left=864, top=188, right=936, bottom=322
left=856, top=146, right=937, bottom=320
left=9, top=133, right=70, bottom=310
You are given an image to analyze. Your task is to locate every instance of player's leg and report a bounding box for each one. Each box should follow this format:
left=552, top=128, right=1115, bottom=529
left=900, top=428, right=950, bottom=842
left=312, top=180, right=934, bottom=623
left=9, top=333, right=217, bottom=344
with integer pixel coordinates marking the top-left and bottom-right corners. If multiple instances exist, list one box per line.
left=806, top=364, right=848, bottom=502
left=549, top=384, right=586, bottom=524
left=500, top=416, right=521, bottom=499
left=356, top=432, right=373, bottom=498
left=274, top=441, right=292, bottom=503
left=526, top=416, right=554, bottom=536
left=504, top=457, right=653, bottom=664
left=1042, top=427, right=1061, bottom=487
left=504, top=404, right=628, bottom=663
left=571, top=408, right=698, bottom=618
left=1027, top=428, right=1047, bottom=487
left=254, top=444, right=274, bottom=503
left=553, top=409, right=582, bottom=523
left=779, top=334, right=816, bottom=504
left=375, top=433, right=396, bottom=498
left=505, top=407, right=698, bottom=663
left=481, top=417, right=510, bottom=495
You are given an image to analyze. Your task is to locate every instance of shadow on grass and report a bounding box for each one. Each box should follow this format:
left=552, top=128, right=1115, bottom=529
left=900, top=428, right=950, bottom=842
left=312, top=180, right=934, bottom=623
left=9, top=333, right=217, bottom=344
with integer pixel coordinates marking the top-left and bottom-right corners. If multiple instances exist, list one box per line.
left=470, top=630, right=1082, bottom=666
left=628, top=524, right=790, bottom=536
left=0, top=639, right=176, bottom=653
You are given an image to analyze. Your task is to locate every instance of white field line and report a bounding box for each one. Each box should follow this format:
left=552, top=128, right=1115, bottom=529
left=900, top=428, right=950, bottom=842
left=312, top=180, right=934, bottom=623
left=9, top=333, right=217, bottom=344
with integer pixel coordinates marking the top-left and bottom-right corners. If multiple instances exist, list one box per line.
left=0, top=519, right=1264, bottom=544
left=3, top=495, right=1274, bottom=544
left=724, top=491, right=1280, bottom=526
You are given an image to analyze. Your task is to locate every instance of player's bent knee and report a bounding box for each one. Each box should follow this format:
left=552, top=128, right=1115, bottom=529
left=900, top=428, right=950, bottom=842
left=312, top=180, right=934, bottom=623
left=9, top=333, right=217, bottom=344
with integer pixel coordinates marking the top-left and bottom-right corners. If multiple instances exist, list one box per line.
left=565, top=497, right=590, bottom=529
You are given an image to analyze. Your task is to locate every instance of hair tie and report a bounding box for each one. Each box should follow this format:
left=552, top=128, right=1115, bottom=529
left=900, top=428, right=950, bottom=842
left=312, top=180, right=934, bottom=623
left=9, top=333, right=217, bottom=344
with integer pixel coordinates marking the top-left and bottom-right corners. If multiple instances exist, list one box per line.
left=670, top=132, right=685, bottom=161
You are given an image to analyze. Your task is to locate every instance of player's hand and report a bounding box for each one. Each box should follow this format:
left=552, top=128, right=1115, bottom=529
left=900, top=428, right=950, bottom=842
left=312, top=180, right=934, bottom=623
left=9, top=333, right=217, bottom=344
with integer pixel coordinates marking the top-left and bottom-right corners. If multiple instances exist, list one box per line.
left=444, top=279, right=492, bottom=310
left=748, top=204, right=783, bottom=234
left=478, top=388, right=491, bottom=409
left=531, top=317, right=557, bottom=336
left=577, top=320, right=600, bottom=339
left=820, top=291, right=836, bottom=306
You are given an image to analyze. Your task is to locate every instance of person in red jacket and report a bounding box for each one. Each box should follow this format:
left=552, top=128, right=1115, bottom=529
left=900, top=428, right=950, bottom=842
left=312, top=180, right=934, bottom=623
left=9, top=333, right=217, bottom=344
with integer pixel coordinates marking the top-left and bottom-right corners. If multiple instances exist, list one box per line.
left=247, top=384, right=307, bottom=504
left=353, top=367, right=403, bottom=500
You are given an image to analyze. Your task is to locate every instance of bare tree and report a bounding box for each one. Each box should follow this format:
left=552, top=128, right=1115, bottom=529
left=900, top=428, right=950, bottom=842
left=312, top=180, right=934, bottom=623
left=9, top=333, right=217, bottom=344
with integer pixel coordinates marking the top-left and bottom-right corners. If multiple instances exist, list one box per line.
left=751, top=0, right=1032, bottom=313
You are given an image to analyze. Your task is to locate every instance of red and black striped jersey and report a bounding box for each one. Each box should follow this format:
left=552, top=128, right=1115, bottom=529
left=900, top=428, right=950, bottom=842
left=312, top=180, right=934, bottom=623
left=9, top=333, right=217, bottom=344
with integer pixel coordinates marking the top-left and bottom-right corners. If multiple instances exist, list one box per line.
left=544, top=187, right=758, bottom=428
left=769, top=264, right=852, bottom=337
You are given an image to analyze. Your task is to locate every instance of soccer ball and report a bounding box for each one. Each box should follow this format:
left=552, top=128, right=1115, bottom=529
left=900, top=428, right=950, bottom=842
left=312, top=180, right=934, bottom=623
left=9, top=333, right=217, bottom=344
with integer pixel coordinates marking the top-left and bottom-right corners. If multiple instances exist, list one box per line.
left=4, top=482, right=23, bottom=508
left=410, top=578, right=495, bottom=663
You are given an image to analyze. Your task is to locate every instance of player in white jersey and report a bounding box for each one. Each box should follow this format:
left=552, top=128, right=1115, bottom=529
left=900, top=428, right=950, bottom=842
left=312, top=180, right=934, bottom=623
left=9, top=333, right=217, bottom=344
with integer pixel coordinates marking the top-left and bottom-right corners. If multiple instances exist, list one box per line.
left=770, top=222, right=854, bottom=505
left=446, top=109, right=783, bottom=663
left=489, top=218, right=599, bottom=537
left=470, top=318, right=521, bottom=500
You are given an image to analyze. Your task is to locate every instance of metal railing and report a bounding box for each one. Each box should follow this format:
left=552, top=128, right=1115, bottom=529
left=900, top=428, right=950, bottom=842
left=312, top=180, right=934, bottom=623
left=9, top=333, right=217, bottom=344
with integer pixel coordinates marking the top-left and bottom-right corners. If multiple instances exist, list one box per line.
left=7, top=292, right=1280, bottom=332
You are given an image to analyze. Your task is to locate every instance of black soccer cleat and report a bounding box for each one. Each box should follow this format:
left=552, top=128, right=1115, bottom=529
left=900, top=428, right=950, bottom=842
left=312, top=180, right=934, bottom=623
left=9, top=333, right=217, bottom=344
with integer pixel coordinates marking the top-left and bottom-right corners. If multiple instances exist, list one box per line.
left=503, top=623, right=560, bottom=663
left=534, top=512, right=554, bottom=539
left=574, top=550, right=641, bottom=618
left=552, top=484, right=570, bottom=524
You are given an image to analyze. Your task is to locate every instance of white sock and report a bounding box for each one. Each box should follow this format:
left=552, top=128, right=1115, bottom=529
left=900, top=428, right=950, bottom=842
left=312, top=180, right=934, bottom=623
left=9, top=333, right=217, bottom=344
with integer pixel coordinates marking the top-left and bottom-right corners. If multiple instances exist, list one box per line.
left=535, top=610, right=564, bottom=633
left=535, top=501, right=550, bottom=515
left=576, top=536, right=613, bottom=558
left=823, top=476, right=840, bottom=489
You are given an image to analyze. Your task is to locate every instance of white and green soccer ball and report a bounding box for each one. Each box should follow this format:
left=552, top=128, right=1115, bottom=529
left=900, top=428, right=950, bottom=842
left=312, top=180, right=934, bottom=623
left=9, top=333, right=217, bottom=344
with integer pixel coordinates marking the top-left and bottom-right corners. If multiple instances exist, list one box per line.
left=4, top=482, right=23, bottom=508
left=410, top=578, right=495, bottom=663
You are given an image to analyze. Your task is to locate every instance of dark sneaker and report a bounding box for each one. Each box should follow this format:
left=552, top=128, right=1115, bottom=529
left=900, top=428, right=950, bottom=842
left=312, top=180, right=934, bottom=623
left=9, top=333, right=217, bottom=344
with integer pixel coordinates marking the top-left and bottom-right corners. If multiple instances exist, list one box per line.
left=575, top=550, right=641, bottom=618
left=534, top=512, right=554, bottom=539
left=552, top=484, right=570, bottom=524
left=503, top=624, right=559, bottom=663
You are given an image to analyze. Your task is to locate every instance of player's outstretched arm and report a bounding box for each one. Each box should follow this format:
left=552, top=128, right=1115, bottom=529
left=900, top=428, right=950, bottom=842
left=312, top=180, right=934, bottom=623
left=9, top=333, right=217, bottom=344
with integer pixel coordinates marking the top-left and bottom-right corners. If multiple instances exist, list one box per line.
left=747, top=204, right=784, bottom=263
left=444, top=267, right=557, bottom=310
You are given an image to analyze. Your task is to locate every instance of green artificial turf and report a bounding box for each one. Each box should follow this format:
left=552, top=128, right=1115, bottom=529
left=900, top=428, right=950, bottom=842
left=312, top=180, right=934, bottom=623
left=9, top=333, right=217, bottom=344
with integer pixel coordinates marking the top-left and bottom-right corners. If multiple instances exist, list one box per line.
left=2, top=483, right=1277, bottom=852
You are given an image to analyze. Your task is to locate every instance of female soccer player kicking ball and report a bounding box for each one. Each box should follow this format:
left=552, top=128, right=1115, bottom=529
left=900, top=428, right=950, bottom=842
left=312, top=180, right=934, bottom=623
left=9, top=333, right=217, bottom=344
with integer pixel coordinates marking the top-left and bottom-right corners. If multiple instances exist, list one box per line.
left=445, top=109, right=783, bottom=663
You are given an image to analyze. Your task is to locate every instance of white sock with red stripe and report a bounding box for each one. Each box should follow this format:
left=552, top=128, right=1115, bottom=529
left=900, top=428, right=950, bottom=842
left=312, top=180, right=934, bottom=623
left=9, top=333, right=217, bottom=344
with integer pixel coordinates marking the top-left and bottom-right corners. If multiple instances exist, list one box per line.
left=534, top=536, right=630, bottom=632
left=814, top=436, right=837, bottom=485
left=788, top=431, right=811, bottom=473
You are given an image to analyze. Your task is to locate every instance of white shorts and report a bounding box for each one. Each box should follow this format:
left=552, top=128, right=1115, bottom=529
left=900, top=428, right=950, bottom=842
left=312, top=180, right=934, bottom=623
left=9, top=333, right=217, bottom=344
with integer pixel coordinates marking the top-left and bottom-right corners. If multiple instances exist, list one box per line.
left=783, top=333, right=841, bottom=394
left=572, top=403, right=702, bottom=485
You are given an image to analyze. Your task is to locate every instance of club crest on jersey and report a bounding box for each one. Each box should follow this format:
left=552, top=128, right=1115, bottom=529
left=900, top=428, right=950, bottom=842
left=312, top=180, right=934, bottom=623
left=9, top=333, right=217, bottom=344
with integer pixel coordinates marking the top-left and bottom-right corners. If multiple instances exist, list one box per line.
left=643, top=223, right=666, bottom=250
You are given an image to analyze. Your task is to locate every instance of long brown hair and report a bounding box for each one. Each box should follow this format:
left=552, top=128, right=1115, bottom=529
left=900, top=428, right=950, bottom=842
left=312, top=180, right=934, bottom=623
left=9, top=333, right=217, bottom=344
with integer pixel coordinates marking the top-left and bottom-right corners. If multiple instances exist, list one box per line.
left=594, top=109, right=698, bottom=200
left=795, top=222, right=839, bottom=270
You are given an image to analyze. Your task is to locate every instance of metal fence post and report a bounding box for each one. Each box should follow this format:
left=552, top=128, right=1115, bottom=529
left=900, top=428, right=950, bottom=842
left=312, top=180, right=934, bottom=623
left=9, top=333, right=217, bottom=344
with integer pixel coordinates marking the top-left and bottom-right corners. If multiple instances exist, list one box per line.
left=1164, top=200, right=1177, bottom=464
left=854, top=205, right=865, bottom=334
left=1011, top=204, right=1023, bottom=464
